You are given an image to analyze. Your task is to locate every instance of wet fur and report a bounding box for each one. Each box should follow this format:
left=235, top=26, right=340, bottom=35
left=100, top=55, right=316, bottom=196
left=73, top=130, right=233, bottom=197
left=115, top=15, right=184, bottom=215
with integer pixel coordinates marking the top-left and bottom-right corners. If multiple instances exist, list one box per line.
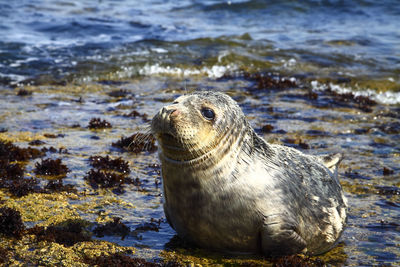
left=151, top=91, right=347, bottom=256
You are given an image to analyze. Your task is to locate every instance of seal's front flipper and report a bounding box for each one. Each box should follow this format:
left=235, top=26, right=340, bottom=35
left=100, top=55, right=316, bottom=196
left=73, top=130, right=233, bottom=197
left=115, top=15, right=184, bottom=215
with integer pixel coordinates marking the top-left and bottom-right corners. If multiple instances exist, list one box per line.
left=320, top=153, right=343, bottom=173
left=261, top=216, right=307, bottom=256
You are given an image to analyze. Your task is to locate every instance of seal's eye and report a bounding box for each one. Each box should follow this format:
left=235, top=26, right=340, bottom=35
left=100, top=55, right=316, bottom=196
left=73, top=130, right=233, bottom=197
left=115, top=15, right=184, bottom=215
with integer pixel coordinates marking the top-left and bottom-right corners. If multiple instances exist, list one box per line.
left=201, top=107, right=215, bottom=120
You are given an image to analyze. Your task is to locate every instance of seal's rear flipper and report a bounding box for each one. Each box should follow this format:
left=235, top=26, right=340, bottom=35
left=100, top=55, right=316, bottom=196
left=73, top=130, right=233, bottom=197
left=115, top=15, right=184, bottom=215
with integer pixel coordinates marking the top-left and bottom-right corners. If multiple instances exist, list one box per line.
left=261, top=216, right=307, bottom=256
left=320, top=153, right=343, bottom=173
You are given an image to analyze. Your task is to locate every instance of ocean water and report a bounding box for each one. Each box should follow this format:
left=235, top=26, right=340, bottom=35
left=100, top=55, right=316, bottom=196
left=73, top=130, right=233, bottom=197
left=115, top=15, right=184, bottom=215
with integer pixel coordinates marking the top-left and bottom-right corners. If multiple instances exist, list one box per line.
left=0, top=0, right=399, bottom=102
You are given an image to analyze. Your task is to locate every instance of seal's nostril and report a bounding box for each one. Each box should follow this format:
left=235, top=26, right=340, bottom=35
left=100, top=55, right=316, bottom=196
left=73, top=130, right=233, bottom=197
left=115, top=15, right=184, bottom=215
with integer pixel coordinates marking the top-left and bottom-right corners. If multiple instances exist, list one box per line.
left=170, top=109, right=180, bottom=117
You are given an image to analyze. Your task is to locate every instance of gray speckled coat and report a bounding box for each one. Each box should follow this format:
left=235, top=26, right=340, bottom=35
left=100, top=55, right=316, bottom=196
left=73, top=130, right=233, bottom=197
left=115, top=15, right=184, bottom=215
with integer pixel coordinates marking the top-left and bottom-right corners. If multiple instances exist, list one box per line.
left=152, top=91, right=347, bottom=256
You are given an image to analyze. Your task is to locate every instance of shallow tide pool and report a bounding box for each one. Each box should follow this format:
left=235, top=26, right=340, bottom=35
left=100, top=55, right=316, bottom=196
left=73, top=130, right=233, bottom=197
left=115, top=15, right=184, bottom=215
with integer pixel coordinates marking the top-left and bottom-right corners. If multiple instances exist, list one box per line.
left=0, top=73, right=399, bottom=266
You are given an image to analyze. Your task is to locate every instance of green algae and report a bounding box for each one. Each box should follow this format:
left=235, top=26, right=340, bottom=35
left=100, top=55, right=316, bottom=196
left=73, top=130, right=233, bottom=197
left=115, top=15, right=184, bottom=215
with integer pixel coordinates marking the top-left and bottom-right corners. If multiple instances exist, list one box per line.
left=0, top=235, right=135, bottom=267
left=0, top=189, right=138, bottom=266
left=0, top=132, right=47, bottom=143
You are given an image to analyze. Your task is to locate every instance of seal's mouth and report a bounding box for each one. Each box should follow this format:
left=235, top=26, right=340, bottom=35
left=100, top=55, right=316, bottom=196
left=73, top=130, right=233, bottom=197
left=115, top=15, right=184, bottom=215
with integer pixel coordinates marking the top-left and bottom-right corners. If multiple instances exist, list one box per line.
left=157, top=132, right=187, bottom=152
left=161, top=133, right=175, bottom=139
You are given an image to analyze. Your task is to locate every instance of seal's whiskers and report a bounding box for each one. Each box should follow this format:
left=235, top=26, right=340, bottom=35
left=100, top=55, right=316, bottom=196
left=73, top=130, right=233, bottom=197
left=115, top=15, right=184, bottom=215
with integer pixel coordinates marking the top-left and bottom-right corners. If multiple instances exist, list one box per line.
left=127, top=126, right=153, bottom=151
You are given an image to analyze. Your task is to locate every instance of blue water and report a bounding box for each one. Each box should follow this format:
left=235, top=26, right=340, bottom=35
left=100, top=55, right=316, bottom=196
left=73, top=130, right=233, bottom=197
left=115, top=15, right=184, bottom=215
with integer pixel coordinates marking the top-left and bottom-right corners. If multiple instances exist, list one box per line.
left=0, top=0, right=399, bottom=86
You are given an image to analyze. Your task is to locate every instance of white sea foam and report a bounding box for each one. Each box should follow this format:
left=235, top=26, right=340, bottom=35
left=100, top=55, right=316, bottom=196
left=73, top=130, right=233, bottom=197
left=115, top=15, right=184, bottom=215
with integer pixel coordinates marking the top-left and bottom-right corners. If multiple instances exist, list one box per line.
left=311, top=80, right=400, bottom=105
left=0, top=72, right=28, bottom=85
left=138, top=63, right=237, bottom=78
left=150, top=48, right=168, bottom=53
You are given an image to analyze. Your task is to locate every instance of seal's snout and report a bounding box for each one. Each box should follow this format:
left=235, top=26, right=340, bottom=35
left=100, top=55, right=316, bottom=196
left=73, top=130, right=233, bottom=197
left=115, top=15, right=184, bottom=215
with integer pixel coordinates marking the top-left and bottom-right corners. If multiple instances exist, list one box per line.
left=151, top=104, right=181, bottom=139
left=161, top=106, right=180, bottom=118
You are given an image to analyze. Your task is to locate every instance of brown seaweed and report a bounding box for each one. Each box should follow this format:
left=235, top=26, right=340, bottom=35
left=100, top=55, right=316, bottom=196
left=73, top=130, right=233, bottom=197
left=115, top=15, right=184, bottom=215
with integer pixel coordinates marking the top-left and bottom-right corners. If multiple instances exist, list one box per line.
left=88, top=118, right=112, bottom=129
left=84, top=169, right=126, bottom=189
left=0, top=140, right=44, bottom=161
left=89, top=155, right=130, bottom=174
left=0, top=207, right=25, bottom=239
left=34, top=158, right=69, bottom=176
left=272, top=255, right=324, bottom=267
left=43, top=179, right=77, bottom=194
left=27, top=219, right=91, bottom=247
left=243, top=72, right=297, bottom=90
left=28, top=140, right=46, bottom=146
left=0, top=160, right=24, bottom=180
left=93, top=217, right=130, bottom=239
left=7, top=178, right=40, bottom=197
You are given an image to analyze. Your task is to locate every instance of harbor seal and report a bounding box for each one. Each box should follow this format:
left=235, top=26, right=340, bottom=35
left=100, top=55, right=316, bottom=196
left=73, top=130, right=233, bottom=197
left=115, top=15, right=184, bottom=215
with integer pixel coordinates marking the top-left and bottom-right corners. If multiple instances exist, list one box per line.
left=151, top=91, right=347, bottom=256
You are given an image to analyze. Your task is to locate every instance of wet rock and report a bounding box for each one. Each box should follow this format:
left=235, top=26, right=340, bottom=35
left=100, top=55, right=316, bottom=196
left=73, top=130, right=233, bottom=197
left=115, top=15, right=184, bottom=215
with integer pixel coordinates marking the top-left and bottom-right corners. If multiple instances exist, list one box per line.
left=88, top=118, right=112, bottom=129
left=98, top=80, right=128, bottom=86
left=112, top=133, right=157, bottom=153
left=43, top=133, right=65, bottom=138
left=354, top=128, right=370, bottom=135
left=89, top=155, right=130, bottom=174
left=34, top=158, right=69, bottom=176
left=70, top=123, right=81, bottom=128
left=378, top=122, right=400, bottom=134
left=344, top=169, right=371, bottom=180
left=379, top=220, right=400, bottom=229
left=28, top=140, right=46, bottom=146
left=282, top=138, right=310, bottom=149
left=134, top=218, right=162, bottom=233
left=375, top=185, right=399, bottom=195
left=124, top=110, right=149, bottom=122
left=17, top=88, right=32, bottom=96
left=93, top=217, right=130, bottom=240
left=306, top=91, right=319, bottom=100
left=380, top=108, right=400, bottom=119
left=261, top=124, right=274, bottom=133
left=107, top=89, right=129, bottom=98
left=41, top=146, right=58, bottom=153
left=382, top=167, right=394, bottom=176
left=0, top=207, right=25, bottom=239
left=27, top=219, right=91, bottom=247
left=305, top=130, right=330, bottom=137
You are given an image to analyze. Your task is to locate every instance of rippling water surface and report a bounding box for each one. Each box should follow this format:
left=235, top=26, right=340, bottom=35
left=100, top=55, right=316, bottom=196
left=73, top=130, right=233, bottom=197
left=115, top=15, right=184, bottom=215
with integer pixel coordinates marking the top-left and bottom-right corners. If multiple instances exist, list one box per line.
left=0, top=1, right=399, bottom=266
left=1, top=1, right=399, bottom=96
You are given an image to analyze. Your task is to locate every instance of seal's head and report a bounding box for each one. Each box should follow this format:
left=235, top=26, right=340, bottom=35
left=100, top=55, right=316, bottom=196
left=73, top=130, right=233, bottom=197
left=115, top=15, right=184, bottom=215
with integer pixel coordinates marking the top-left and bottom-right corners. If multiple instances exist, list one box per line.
left=151, top=91, right=247, bottom=162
